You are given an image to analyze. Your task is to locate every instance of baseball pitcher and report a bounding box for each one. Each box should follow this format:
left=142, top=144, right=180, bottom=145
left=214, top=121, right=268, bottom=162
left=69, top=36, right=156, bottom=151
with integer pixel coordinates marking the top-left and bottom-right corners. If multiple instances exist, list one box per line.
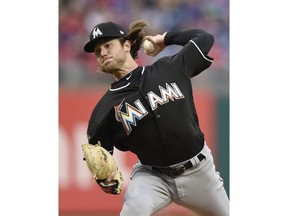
left=81, top=20, right=229, bottom=216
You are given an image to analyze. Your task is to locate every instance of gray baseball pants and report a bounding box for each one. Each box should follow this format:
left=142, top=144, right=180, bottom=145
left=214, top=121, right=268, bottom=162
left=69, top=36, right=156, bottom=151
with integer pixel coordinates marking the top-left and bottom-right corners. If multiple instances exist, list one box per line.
left=120, top=143, right=229, bottom=216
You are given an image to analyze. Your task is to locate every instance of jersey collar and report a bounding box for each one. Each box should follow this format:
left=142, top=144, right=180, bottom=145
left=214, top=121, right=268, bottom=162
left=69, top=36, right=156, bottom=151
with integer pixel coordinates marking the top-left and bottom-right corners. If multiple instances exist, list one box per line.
left=109, top=66, right=145, bottom=91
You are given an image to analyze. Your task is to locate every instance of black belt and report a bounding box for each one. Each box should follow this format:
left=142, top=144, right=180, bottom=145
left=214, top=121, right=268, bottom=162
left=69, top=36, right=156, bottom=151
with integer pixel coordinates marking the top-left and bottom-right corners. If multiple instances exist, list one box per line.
left=152, top=153, right=206, bottom=178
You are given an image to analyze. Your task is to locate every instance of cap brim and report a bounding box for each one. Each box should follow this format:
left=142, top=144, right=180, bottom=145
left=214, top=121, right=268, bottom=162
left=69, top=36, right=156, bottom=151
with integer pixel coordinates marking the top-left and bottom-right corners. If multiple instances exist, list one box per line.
left=84, top=38, right=99, bottom=53
left=84, top=36, right=123, bottom=53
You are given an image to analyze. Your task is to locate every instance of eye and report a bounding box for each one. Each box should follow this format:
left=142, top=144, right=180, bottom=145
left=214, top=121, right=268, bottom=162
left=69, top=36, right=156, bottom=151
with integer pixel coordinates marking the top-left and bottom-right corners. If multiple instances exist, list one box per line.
left=105, top=43, right=112, bottom=49
left=94, top=48, right=101, bottom=57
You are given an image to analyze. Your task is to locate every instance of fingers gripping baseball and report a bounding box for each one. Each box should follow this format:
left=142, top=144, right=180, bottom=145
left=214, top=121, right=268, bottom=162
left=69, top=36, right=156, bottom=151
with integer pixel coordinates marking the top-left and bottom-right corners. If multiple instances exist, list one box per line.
left=143, top=32, right=167, bottom=56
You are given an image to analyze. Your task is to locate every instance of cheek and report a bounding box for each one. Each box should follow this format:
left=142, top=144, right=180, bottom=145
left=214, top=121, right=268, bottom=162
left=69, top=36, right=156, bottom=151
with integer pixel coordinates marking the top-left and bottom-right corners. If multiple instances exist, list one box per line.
left=112, top=48, right=125, bottom=60
left=96, top=57, right=102, bottom=65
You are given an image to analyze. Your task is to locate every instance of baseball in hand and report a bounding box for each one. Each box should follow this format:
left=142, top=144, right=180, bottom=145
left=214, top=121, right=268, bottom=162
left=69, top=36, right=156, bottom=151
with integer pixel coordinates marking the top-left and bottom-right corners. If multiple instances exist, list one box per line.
left=143, top=40, right=155, bottom=53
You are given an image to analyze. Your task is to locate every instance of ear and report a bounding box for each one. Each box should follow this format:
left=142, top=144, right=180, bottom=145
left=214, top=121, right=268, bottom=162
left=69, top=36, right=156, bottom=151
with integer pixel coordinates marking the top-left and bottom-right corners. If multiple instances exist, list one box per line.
left=123, top=40, right=131, bottom=52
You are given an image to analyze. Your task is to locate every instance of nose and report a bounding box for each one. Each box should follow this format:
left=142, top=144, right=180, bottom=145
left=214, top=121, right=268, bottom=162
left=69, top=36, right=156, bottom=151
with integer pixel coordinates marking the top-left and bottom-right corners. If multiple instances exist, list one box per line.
left=100, top=47, right=108, bottom=57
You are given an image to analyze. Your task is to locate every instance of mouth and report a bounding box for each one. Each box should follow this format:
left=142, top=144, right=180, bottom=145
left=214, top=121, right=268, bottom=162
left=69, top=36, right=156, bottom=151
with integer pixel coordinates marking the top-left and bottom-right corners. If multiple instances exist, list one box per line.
left=102, top=58, right=113, bottom=66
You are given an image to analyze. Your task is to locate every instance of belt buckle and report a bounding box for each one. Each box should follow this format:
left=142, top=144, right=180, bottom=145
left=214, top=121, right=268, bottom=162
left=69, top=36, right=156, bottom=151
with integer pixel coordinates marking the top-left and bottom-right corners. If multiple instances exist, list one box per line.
left=169, top=164, right=186, bottom=178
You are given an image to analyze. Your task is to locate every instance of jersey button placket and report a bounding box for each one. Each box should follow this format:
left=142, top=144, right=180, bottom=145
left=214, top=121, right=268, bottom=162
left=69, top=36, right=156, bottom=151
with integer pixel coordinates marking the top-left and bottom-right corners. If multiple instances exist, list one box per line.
left=154, top=111, right=167, bottom=139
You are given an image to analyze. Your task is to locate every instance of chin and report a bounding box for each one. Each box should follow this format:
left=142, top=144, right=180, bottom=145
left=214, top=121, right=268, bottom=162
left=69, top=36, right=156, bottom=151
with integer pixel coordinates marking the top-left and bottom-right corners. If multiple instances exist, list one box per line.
left=101, top=66, right=116, bottom=75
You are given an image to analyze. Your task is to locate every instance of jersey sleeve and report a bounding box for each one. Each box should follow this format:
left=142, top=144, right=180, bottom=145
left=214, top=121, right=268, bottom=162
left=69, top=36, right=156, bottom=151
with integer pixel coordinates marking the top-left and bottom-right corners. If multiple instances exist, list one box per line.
left=164, top=29, right=214, bottom=78
left=87, top=93, right=115, bottom=154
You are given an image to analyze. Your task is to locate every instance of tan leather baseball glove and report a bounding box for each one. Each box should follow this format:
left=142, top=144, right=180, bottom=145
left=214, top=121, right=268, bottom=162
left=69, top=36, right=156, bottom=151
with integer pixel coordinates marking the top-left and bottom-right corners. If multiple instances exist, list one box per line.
left=82, top=142, right=124, bottom=195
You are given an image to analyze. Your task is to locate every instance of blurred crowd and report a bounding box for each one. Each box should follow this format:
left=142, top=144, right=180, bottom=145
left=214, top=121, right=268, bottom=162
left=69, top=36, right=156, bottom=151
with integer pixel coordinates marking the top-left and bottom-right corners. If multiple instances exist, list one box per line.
left=59, top=0, right=229, bottom=91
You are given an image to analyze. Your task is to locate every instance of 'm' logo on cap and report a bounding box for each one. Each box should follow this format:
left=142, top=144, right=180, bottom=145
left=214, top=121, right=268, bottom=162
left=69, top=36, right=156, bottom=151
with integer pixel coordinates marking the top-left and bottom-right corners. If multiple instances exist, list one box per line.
left=92, top=28, right=103, bottom=39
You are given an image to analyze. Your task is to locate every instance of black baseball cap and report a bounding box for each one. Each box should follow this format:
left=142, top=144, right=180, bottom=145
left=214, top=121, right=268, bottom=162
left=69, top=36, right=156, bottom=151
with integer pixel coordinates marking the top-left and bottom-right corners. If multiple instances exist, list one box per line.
left=84, top=21, right=127, bottom=53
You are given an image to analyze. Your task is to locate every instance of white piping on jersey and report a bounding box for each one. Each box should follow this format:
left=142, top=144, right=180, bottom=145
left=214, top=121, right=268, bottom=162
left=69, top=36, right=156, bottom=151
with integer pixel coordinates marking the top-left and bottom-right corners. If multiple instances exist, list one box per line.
left=109, top=67, right=145, bottom=92
left=110, top=82, right=131, bottom=91
left=189, top=40, right=213, bottom=63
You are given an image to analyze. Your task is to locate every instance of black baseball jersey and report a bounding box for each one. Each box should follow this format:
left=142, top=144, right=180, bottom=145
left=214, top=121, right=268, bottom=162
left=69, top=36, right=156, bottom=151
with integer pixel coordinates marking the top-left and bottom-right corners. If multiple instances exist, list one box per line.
left=87, top=29, right=214, bottom=167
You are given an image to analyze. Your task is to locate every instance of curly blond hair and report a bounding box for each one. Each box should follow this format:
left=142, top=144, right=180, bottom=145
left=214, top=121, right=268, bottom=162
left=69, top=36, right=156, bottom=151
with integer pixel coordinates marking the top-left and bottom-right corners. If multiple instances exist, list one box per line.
left=119, top=20, right=149, bottom=59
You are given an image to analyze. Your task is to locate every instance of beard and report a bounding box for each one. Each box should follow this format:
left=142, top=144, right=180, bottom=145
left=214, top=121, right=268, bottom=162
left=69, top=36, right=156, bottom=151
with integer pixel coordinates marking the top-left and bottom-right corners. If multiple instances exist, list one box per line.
left=100, top=51, right=127, bottom=75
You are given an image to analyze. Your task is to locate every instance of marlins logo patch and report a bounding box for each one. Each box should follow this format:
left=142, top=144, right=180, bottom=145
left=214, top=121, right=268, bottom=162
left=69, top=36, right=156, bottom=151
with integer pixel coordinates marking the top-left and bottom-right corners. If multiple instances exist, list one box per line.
left=114, top=98, right=148, bottom=135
